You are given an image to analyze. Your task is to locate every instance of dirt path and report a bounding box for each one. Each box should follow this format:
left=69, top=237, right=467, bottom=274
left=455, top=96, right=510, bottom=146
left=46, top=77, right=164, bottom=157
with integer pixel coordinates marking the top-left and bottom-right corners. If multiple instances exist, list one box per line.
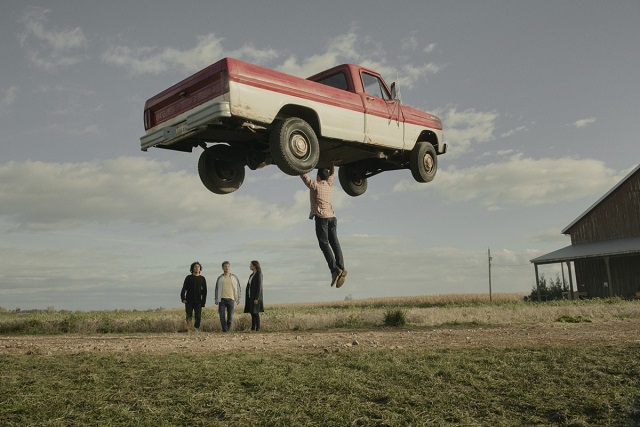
left=1, top=321, right=638, bottom=356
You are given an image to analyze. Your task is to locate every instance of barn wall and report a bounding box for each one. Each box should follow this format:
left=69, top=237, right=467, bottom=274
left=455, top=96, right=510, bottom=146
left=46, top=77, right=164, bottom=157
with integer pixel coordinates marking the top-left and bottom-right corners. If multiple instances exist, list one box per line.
left=574, top=254, right=640, bottom=298
left=569, top=170, right=640, bottom=244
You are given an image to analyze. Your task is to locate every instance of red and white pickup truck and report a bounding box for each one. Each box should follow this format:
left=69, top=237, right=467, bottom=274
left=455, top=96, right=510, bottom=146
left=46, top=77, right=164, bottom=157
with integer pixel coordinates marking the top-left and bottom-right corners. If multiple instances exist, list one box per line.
left=140, top=58, right=445, bottom=196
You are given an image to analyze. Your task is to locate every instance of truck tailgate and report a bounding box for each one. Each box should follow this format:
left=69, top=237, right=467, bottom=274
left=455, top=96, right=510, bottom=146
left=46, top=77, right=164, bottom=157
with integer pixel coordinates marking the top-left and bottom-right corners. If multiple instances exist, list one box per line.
left=143, top=59, right=229, bottom=131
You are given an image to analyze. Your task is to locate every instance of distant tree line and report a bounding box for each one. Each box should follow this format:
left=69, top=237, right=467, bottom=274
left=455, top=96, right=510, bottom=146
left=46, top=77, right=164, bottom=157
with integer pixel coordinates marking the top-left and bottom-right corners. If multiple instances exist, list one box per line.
left=0, top=306, right=58, bottom=314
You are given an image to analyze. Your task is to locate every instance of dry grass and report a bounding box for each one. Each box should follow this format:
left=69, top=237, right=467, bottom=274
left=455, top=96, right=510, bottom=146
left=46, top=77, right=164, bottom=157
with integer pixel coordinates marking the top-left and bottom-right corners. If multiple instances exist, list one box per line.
left=262, top=296, right=640, bottom=332
left=2, top=294, right=639, bottom=334
left=266, top=292, right=526, bottom=309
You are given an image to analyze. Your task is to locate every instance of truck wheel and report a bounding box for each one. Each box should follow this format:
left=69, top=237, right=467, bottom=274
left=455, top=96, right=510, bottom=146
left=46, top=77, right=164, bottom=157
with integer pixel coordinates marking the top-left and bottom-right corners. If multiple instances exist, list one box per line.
left=198, top=145, right=245, bottom=194
left=269, top=117, right=320, bottom=175
left=410, top=142, right=437, bottom=183
left=339, top=165, right=368, bottom=197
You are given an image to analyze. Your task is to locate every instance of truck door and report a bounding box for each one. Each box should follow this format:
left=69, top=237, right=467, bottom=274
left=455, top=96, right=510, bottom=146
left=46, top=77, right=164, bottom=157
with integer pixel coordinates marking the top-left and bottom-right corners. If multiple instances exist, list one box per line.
left=361, top=72, right=404, bottom=149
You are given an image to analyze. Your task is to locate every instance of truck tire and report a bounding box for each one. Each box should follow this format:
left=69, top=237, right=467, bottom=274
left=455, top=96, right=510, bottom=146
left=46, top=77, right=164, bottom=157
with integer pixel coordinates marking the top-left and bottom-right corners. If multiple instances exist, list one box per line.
left=269, top=117, right=320, bottom=175
left=410, top=141, right=437, bottom=183
left=339, top=165, right=368, bottom=197
left=198, top=145, right=245, bottom=194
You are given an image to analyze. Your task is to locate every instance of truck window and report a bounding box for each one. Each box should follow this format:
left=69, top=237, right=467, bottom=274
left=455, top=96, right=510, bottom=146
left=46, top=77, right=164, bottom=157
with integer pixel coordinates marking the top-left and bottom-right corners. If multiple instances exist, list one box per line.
left=315, top=72, right=348, bottom=91
left=362, top=72, right=391, bottom=100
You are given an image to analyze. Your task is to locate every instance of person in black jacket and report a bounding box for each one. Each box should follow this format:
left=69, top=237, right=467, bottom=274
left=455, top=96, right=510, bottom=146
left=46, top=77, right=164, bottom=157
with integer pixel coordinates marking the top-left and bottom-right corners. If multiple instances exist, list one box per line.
left=180, top=261, right=207, bottom=332
left=243, top=260, right=264, bottom=331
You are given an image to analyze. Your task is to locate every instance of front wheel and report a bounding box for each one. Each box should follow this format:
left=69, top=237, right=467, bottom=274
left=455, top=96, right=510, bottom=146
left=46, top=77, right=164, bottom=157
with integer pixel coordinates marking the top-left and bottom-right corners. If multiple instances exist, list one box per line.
left=338, top=165, right=368, bottom=197
left=198, top=145, right=245, bottom=194
left=269, top=117, right=320, bottom=176
left=410, top=142, right=437, bottom=183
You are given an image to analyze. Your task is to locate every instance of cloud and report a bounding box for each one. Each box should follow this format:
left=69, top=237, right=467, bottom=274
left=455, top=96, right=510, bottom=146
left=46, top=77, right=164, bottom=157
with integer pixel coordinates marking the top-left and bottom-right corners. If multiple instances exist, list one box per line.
left=0, top=86, right=18, bottom=115
left=279, top=30, right=441, bottom=88
left=401, top=36, right=419, bottom=51
left=526, top=228, right=571, bottom=244
left=440, top=107, right=500, bottom=157
left=572, top=117, right=596, bottom=128
left=1, top=86, right=18, bottom=107
left=279, top=31, right=362, bottom=77
left=0, top=246, right=181, bottom=311
left=101, top=33, right=279, bottom=75
left=0, top=157, right=301, bottom=233
left=18, top=6, right=88, bottom=70
left=0, top=230, right=536, bottom=310
left=423, top=43, right=437, bottom=53
left=100, top=25, right=443, bottom=99
left=500, top=125, right=529, bottom=139
left=394, top=155, right=622, bottom=210
left=401, top=37, right=436, bottom=54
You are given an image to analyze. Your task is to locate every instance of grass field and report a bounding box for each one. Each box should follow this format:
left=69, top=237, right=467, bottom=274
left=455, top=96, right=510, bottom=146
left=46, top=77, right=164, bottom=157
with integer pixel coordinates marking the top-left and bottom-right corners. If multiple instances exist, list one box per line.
left=2, top=293, right=639, bottom=334
left=1, top=295, right=639, bottom=426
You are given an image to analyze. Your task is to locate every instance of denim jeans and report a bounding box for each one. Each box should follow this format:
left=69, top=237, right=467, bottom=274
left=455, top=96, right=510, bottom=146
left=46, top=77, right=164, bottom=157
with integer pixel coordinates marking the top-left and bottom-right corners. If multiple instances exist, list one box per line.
left=185, top=303, right=202, bottom=329
left=218, top=298, right=235, bottom=332
left=314, top=216, right=344, bottom=273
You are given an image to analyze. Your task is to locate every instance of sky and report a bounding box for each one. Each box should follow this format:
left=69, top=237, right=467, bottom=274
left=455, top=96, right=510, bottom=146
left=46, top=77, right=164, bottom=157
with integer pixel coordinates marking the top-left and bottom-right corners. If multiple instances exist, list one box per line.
left=1, top=1, right=639, bottom=311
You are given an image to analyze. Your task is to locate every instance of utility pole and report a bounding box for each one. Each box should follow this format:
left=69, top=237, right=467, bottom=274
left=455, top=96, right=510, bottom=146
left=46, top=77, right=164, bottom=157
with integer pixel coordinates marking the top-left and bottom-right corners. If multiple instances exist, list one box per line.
left=488, top=248, right=493, bottom=302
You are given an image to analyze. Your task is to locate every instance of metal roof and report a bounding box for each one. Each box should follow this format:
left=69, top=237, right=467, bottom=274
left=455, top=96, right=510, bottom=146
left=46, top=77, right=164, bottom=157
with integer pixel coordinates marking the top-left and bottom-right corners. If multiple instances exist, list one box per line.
left=530, top=236, right=640, bottom=265
left=562, top=163, right=640, bottom=234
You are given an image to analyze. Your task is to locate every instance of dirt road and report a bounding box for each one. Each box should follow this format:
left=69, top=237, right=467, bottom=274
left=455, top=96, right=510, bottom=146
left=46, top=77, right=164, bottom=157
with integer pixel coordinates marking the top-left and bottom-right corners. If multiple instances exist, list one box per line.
left=2, top=320, right=638, bottom=355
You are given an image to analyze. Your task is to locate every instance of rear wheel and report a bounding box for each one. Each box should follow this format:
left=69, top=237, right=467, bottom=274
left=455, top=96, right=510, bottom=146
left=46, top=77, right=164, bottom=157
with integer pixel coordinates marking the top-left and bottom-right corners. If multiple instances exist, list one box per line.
left=410, top=142, right=437, bottom=183
left=338, top=165, right=368, bottom=197
left=198, top=145, right=245, bottom=194
left=269, top=117, right=319, bottom=175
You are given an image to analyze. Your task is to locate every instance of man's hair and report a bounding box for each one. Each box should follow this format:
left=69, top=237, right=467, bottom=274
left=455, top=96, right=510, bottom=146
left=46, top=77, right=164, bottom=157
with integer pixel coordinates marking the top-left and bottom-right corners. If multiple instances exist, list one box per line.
left=317, top=168, right=330, bottom=181
left=190, top=261, right=202, bottom=273
left=221, top=261, right=230, bottom=268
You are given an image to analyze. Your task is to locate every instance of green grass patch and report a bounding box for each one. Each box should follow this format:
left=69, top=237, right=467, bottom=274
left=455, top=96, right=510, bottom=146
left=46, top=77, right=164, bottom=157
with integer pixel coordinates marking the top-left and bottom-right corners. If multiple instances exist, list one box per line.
left=383, top=308, right=407, bottom=327
left=1, top=344, right=638, bottom=426
left=556, top=315, right=593, bottom=323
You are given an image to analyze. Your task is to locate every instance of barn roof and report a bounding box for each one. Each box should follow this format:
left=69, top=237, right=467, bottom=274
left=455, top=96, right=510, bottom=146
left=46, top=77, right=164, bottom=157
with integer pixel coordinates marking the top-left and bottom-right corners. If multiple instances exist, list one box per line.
left=530, top=235, right=640, bottom=265
left=562, top=163, right=640, bottom=234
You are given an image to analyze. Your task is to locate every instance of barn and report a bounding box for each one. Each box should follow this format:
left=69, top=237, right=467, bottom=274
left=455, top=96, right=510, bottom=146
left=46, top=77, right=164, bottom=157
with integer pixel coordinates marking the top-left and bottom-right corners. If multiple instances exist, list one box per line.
left=530, top=164, right=640, bottom=299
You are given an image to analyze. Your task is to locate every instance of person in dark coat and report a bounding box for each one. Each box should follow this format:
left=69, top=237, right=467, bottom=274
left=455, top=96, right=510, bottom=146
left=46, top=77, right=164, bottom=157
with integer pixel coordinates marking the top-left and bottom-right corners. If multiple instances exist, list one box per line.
left=243, top=260, right=264, bottom=331
left=180, top=261, right=207, bottom=332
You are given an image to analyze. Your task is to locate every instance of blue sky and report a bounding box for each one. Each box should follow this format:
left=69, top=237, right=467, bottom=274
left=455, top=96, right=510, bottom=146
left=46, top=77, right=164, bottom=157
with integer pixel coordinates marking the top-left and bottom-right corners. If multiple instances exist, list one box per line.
left=1, top=1, right=638, bottom=310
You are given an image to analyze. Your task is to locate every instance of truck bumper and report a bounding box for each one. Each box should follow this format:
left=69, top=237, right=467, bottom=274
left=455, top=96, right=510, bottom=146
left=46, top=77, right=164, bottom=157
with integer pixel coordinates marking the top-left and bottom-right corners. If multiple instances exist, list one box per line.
left=140, top=101, right=231, bottom=151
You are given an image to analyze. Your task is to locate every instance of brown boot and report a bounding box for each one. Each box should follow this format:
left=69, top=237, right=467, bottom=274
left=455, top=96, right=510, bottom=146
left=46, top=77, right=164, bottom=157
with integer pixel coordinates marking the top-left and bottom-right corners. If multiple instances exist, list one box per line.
left=331, top=269, right=342, bottom=287
left=336, top=270, right=348, bottom=288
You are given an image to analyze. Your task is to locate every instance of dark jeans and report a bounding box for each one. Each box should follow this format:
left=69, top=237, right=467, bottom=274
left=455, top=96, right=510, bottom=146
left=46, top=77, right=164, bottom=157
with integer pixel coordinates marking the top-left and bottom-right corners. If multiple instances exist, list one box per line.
left=315, top=216, right=344, bottom=273
left=185, top=303, right=202, bottom=329
left=218, top=298, right=235, bottom=332
left=250, top=313, right=261, bottom=331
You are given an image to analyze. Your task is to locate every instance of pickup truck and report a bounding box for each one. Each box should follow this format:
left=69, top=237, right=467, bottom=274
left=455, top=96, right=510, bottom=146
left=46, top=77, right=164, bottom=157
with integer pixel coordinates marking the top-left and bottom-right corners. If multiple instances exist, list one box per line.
left=140, top=57, right=445, bottom=196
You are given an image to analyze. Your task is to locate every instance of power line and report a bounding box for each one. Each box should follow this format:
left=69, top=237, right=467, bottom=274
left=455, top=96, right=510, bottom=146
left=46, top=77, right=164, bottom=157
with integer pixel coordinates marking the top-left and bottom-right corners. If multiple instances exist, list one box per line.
left=492, top=263, right=530, bottom=267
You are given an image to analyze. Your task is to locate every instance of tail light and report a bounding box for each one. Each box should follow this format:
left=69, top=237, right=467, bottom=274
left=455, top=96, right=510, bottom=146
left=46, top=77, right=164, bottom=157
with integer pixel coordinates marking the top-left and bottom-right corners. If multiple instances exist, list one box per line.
left=144, top=110, right=151, bottom=130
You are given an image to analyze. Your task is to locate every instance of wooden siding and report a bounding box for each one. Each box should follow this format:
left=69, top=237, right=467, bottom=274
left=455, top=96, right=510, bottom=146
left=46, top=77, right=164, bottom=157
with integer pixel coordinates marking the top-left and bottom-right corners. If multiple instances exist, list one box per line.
left=574, top=254, right=640, bottom=298
left=568, top=169, right=640, bottom=244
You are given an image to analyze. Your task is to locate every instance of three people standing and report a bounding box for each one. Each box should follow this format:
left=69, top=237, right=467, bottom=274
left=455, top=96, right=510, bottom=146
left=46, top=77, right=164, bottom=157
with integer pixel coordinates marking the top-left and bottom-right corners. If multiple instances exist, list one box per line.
left=181, top=260, right=264, bottom=333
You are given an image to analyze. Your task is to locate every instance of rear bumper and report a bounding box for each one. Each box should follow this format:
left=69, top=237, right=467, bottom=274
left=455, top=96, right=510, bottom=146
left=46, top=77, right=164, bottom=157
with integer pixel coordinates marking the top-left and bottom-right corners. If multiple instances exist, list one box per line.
left=140, top=101, right=231, bottom=151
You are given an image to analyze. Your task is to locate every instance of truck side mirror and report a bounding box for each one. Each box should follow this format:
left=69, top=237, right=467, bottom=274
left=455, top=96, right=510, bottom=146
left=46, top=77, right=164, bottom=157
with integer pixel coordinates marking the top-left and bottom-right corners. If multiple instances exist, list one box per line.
left=390, top=82, right=397, bottom=100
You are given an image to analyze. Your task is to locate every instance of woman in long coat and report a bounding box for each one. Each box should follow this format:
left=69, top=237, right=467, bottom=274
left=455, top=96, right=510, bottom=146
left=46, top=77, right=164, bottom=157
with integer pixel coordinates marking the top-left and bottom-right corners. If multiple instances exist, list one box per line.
left=244, top=260, right=264, bottom=331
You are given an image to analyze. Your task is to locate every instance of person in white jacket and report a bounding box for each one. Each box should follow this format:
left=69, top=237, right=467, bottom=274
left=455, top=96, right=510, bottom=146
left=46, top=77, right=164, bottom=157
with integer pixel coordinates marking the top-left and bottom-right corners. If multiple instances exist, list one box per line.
left=214, top=261, right=241, bottom=332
